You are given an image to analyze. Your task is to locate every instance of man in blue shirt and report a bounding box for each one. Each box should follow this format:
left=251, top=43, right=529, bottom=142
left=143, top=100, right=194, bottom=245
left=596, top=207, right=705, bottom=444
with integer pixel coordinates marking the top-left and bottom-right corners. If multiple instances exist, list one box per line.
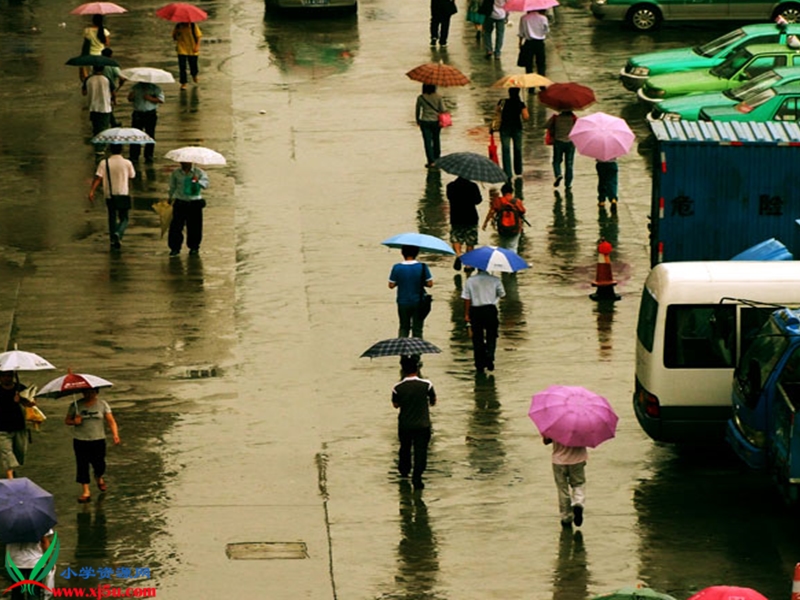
left=388, top=245, right=433, bottom=338
left=168, top=162, right=209, bottom=256
left=128, top=82, right=164, bottom=163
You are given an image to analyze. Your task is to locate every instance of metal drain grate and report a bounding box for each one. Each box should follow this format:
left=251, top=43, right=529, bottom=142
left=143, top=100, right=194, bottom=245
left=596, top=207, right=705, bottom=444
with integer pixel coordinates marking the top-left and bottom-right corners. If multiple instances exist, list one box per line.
left=225, top=542, right=308, bottom=560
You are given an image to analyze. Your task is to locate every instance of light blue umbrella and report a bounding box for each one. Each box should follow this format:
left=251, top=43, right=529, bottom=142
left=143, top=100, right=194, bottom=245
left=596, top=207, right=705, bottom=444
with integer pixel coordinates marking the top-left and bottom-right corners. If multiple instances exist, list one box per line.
left=459, top=245, right=529, bottom=272
left=381, top=233, right=455, bottom=255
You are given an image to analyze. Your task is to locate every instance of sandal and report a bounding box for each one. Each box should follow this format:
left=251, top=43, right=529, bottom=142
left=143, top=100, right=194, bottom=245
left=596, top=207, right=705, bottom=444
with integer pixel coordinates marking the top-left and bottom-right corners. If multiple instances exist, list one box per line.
left=97, top=479, right=107, bottom=492
left=77, top=495, right=91, bottom=504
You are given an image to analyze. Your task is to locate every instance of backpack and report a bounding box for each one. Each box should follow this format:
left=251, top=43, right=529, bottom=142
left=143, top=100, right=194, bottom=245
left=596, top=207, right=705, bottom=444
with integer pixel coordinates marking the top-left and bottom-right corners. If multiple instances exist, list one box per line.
left=496, top=198, right=521, bottom=236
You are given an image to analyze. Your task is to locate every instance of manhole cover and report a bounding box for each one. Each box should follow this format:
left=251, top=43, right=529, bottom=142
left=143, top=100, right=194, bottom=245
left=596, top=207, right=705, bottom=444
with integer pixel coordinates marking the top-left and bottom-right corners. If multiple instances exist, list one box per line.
left=225, top=542, right=308, bottom=560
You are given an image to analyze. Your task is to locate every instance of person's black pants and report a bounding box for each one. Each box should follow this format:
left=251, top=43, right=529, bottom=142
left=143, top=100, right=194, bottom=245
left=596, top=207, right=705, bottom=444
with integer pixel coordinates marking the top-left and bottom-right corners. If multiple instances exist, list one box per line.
left=398, top=427, right=431, bottom=482
left=430, top=14, right=452, bottom=44
left=129, top=110, right=157, bottom=162
left=74, top=438, right=106, bottom=484
left=470, top=304, right=499, bottom=370
left=523, top=38, right=546, bottom=76
left=169, top=199, right=204, bottom=252
left=178, top=54, right=199, bottom=85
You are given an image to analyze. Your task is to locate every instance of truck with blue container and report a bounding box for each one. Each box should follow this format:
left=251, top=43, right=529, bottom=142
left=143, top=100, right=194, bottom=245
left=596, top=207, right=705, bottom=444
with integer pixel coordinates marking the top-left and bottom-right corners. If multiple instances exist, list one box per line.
left=648, top=120, right=800, bottom=267
left=727, top=307, right=800, bottom=502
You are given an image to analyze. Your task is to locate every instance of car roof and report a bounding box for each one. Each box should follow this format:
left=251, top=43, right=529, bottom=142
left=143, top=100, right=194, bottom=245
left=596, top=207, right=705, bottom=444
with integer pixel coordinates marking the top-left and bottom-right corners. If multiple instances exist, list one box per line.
left=741, top=23, right=800, bottom=34
left=771, top=80, right=800, bottom=94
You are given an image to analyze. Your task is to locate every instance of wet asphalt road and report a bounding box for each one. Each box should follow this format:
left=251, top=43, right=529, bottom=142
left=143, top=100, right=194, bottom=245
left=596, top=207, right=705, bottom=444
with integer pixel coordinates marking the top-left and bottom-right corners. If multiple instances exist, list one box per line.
left=0, top=0, right=799, bottom=598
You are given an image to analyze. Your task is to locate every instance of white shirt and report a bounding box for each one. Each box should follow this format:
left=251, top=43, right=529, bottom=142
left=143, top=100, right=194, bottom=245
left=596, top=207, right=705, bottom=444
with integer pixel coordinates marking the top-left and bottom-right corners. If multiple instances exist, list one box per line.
left=551, top=442, right=588, bottom=465
left=461, top=271, right=505, bottom=307
left=519, top=11, right=549, bottom=40
left=6, top=529, right=53, bottom=568
left=490, top=0, right=506, bottom=20
left=85, top=74, right=112, bottom=113
left=95, top=154, right=136, bottom=198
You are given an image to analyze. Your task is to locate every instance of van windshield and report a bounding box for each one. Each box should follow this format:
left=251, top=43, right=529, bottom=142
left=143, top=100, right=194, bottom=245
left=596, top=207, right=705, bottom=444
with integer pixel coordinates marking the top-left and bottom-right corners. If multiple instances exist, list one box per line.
left=696, top=29, right=746, bottom=58
left=664, top=304, right=736, bottom=368
left=726, top=70, right=781, bottom=100
left=735, top=317, right=790, bottom=409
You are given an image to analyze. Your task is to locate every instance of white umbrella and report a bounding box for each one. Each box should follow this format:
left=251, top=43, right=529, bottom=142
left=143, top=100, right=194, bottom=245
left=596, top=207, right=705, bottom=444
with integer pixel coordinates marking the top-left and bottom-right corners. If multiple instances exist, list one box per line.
left=36, top=372, right=113, bottom=398
left=119, top=67, right=176, bottom=84
left=92, top=127, right=155, bottom=145
left=165, top=146, right=227, bottom=166
left=0, top=349, right=55, bottom=372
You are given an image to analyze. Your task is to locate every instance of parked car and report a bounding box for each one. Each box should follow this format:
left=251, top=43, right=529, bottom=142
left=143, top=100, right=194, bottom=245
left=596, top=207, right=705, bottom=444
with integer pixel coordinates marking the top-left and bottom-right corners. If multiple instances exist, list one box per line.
left=648, top=66, right=800, bottom=120
left=699, top=81, right=800, bottom=120
left=638, top=42, right=800, bottom=104
left=265, top=0, right=357, bottom=13
left=592, top=0, right=800, bottom=31
left=621, top=23, right=800, bottom=91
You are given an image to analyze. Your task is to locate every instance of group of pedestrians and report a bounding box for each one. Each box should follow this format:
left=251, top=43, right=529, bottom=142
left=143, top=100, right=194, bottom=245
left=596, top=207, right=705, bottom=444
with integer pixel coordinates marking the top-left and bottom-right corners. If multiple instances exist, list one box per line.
left=77, top=14, right=211, bottom=255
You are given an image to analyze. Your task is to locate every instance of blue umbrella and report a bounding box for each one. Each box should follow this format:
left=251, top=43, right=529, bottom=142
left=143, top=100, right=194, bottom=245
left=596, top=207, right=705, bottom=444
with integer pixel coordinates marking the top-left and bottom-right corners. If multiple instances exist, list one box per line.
left=381, top=233, right=455, bottom=255
left=0, top=478, right=57, bottom=543
left=459, top=245, right=529, bottom=273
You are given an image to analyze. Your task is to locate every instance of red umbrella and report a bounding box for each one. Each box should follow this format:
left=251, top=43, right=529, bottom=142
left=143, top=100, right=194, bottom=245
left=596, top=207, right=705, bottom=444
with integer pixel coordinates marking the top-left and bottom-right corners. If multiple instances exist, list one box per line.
left=156, top=2, right=208, bottom=22
left=538, top=82, right=596, bottom=111
left=687, top=587, right=768, bottom=600
left=70, top=2, right=127, bottom=14
left=406, top=62, right=469, bottom=87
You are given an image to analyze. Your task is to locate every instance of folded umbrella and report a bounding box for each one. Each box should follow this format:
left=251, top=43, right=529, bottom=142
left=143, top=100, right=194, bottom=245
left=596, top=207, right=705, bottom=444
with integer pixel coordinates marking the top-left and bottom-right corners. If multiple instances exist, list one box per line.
left=361, top=338, right=442, bottom=359
left=529, top=385, right=618, bottom=448
left=156, top=2, right=208, bottom=22
left=92, top=127, right=155, bottom=145
left=381, top=233, right=455, bottom=255
left=569, top=112, right=635, bottom=162
left=152, top=199, right=173, bottom=238
left=406, top=62, right=469, bottom=87
left=119, top=67, right=176, bottom=84
left=70, top=2, right=126, bottom=14
left=0, top=478, right=57, bottom=543
left=434, top=152, right=507, bottom=183
left=488, top=133, right=499, bottom=165
left=459, top=246, right=529, bottom=273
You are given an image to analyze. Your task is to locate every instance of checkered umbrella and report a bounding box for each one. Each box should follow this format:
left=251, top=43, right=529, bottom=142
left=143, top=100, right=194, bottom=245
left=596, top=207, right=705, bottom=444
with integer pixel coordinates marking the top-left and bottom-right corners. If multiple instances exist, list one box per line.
left=361, top=338, right=442, bottom=358
left=434, top=152, right=507, bottom=183
left=92, top=127, right=155, bottom=145
left=406, top=62, right=469, bottom=87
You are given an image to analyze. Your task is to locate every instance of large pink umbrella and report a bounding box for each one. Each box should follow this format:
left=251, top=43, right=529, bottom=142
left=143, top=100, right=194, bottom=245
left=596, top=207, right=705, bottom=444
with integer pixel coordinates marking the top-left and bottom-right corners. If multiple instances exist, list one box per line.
left=569, top=112, right=635, bottom=162
left=70, top=2, right=127, bottom=14
left=504, top=0, right=558, bottom=11
left=528, top=385, right=618, bottom=448
left=687, top=587, right=768, bottom=600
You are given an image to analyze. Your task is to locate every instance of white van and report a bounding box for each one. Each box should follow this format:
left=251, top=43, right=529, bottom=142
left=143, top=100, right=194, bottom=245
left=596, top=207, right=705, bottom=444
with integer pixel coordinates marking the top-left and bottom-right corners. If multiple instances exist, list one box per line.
left=634, top=261, right=800, bottom=443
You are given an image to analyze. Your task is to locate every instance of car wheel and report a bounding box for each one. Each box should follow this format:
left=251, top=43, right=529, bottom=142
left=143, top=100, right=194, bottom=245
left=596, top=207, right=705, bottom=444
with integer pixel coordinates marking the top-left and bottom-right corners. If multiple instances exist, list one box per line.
left=626, top=4, right=662, bottom=31
left=775, top=3, right=800, bottom=22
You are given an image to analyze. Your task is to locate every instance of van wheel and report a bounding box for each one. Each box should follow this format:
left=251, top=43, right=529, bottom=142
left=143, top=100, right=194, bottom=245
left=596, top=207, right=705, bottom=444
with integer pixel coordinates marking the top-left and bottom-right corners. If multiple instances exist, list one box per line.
left=626, top=4, right=662, bottom=31
left=775, top=3, right=800, bottom=22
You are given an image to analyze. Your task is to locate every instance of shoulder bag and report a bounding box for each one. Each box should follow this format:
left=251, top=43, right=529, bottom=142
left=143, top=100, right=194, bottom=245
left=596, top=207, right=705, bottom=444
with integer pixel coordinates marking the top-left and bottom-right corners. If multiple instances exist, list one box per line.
left=423, top=96, right=452, bottom=128
left=419, top=263, right=433, bottom=319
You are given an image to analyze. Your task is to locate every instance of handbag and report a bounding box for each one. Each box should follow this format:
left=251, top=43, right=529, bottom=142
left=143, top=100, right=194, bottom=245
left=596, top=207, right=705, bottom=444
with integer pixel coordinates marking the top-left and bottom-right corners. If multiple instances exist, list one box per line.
left=419, top=263, right=433, bottom=319
left=490, top=99, right=504, bottom=132
left=545, top=129, right=553, bottom=146
left=438, top=112, right=452, bottom=127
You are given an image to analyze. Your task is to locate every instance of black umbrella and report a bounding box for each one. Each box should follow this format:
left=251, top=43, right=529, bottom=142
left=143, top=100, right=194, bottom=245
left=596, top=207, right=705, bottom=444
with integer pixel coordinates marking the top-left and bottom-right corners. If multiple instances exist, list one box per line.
left=65, top=54, right=119, bottom=67
left=361, top=337, right=442, bottom=359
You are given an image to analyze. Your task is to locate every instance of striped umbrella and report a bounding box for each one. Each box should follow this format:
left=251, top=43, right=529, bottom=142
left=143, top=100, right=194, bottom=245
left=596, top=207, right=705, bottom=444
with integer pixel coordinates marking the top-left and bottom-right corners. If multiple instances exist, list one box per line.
left=459, top=246, right=529, bottom=273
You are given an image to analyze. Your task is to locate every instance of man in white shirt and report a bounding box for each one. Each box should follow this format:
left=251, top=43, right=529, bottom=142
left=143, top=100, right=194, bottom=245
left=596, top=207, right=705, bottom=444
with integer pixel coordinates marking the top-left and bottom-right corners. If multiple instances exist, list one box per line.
left=88, top=144, right=136, bottom=250
left=518, top=9, right=549, bottom=87
left=462, top=269, right=505, bottom=372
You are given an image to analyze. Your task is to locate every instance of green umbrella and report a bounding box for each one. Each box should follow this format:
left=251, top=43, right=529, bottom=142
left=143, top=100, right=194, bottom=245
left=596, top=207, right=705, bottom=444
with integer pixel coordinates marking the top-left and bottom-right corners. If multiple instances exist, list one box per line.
left=592, top=587, right=678, bottom=600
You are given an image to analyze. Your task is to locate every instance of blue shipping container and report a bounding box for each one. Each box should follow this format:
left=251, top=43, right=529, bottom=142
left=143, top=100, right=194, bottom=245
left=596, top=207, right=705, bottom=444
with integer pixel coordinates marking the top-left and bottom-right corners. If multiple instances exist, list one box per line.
left=649, top=120, right=800, bottom=266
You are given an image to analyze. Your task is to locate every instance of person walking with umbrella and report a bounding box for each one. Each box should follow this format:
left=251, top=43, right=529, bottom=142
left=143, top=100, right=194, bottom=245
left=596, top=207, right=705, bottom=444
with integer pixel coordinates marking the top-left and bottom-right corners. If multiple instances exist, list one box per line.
left=173, top=21, right=203, bottom=90
left=167, top=161, right=209, bottom=256
left=65, top=388, right=120, bottom=503
left=446, top=176, right=482, bottom=272
left=388, top=245, right=434, bottom=338
left=392, top=355, right=437, bottom=490
left=517, top=9, right=549, bottom=83
left=462, top=267, right=505, bottom=373
left=543, top=435, right=587, bottom=527
left=88, top=144, right=136, bottom=250
left=0, top=371, right=37, bottom=480
left=415, top=84, right=445, bottom=168
left=546, top=109, right=577, bottom=190
left=127, top=80, right=164, bottom=164
left=82, top=64, right=114, bottom=154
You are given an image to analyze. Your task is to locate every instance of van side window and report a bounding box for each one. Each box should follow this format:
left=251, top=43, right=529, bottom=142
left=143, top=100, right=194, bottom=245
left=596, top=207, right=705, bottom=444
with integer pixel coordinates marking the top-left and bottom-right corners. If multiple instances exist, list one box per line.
left=664, top=305, right=736, bottom=368
left=777, top=348, right=800, bottom=410
left=637, top=288, right=659, bottom=353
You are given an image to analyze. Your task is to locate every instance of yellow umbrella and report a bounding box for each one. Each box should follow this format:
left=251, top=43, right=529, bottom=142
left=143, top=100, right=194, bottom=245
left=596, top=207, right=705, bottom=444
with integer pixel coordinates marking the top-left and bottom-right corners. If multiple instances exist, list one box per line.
left=491, top=73, right=552, bottom=89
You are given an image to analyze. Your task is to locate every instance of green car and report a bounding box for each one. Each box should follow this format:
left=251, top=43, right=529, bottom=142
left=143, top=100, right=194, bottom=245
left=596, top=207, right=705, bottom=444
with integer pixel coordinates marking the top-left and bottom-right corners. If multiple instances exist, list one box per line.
left=648, top=66, right=800, bottom=120
left=621, top=23, right=800, bottom=91
left=638, top=42, right=800, bottom=104
left=699, top=81, right=800, bottom=120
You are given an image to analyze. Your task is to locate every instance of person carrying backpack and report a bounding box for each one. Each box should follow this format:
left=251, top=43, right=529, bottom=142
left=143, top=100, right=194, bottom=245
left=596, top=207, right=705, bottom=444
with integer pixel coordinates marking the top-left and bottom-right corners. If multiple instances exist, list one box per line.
left=482, top=182, right=526, bottom=253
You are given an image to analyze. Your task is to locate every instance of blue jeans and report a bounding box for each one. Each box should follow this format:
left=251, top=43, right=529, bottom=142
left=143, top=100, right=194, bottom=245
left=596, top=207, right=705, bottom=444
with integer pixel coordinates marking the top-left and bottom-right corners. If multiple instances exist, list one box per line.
left=552, top=140, right=575, bottom=187
left=500, top=129, right=522, bottom=179
left=483, top=17, right=505, bottom=55
left=419, top=120, right=441, bottom=166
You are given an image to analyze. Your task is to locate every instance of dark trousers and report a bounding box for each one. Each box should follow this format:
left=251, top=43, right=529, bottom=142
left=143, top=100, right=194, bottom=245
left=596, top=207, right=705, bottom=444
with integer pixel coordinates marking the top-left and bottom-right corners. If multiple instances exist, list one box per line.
left=398, top=302, right=425, bottom=338
left=470, top=304, right=499, bottom=370
left=398, top=427, right=431, bottom=482
left=169, top=199, right=204, bottom=252
left=419, top=120, right=441, bottom=166
left=90, top=112, right=111, bottom=153
left=178, top=54, right=199, bottom=85
left=523, top=38, right=546, bottom=76
left=129, top=110, right=157, bottom=162
left=105, top=197, right=129, bottom=244
left=596, top=161, right=619, bottom=202
left=74, top=438, right=106, bottom=484
left=430, top=14, right=452, bottom=44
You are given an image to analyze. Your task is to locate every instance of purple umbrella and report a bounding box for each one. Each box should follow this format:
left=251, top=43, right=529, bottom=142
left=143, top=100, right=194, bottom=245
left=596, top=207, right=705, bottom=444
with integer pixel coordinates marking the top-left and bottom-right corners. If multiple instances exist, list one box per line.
left=528, top=385, right=618, bottom=448
left=568, top=112, right=635, bottom=162
left=504, top=0, right=558, bottom=11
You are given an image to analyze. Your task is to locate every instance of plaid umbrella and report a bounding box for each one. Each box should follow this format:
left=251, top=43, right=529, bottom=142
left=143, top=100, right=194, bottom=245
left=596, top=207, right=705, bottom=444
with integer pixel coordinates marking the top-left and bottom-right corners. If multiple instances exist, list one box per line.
left=434, top=152, right=507, bottom=183
left=361, top=338, right=442, bottom=358
left=406, top=62, right=469, bottom=87
left=538, top=82, right=596, bottom=111
left=92, top=127, right=155, bottom=145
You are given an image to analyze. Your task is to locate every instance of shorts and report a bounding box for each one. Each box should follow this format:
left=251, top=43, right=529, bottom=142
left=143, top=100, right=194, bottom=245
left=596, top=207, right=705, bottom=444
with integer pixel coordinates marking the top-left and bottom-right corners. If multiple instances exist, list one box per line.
left=0, top=430, right=27, bottom=472
left=450, top=225, right=479, bottom=246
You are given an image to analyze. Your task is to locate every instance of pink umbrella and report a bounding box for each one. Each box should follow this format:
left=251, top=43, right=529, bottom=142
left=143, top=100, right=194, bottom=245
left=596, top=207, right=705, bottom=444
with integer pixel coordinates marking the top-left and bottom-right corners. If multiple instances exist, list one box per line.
left=569, top=112, right=635, bottom=162
left=70, top=2, right=127, bottom=14
left=528, top=385, right=618, bottom=448
left=687, top=587, right=768, bottom=600
left=156, top=3, right=208, bottom=23
left=504, top=0, right=558, bottom=11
